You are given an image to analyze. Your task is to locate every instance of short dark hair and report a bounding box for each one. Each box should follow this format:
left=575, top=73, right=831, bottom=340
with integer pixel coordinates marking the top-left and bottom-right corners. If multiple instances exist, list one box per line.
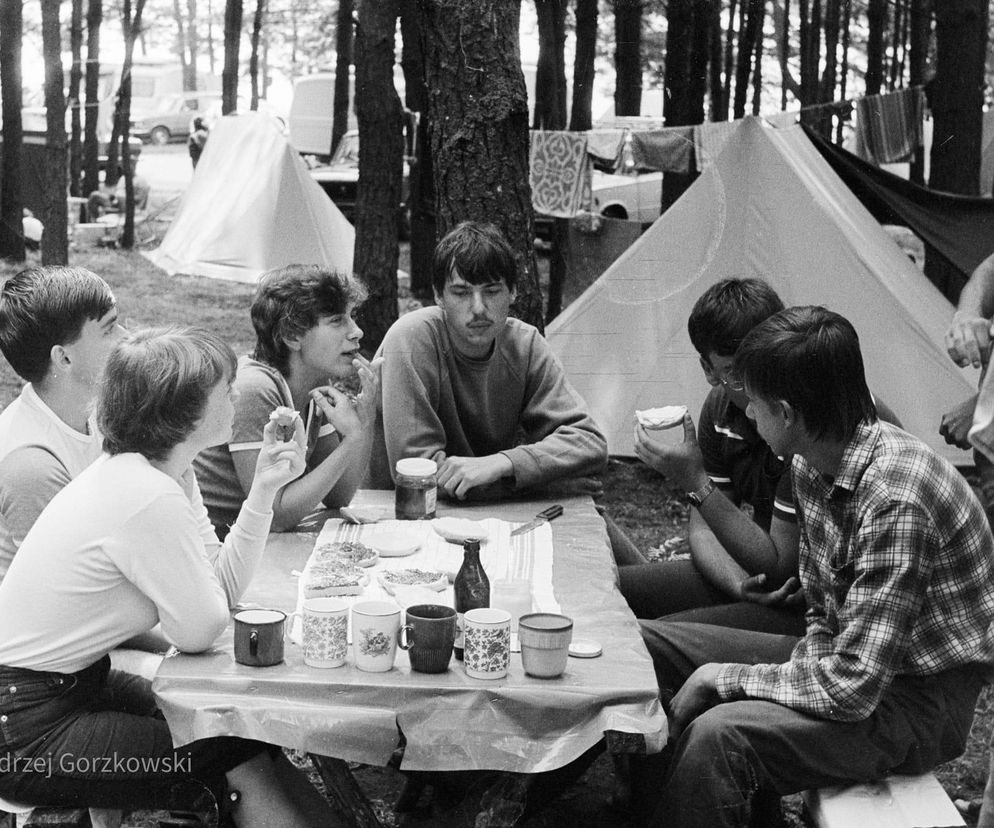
left=688, top=278, right=785, bottom=358
left=432, top=221, right=518, bottom=295
left=99, top=327, right=237, bottom=462
left=250, top=265, right=367, bottom=375
left=0, top=266, right=116, bottom=383
left=733, top=306, right=876, bottom=442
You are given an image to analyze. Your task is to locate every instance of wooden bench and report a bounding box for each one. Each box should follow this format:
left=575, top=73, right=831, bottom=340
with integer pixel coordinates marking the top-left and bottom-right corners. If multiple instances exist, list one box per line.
left=804, top=772, right=965, bottom=828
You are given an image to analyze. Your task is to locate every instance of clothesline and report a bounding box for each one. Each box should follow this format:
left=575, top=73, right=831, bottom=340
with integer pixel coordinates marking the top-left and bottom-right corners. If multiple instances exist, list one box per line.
left=528, top=86, right=927, bottom=217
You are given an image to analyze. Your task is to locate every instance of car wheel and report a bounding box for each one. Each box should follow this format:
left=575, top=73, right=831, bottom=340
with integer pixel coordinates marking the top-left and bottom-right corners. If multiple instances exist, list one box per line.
left=149, top=126, right=171, bottom=146
left=600, top=204, right=629, bottom=220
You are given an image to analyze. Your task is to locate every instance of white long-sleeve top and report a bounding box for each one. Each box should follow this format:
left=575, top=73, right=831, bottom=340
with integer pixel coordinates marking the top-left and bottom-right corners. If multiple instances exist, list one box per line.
left=0, top=452, right=273, bottom=674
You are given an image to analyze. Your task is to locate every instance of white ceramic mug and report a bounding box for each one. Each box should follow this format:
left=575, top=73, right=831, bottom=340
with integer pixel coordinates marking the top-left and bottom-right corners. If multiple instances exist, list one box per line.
left=463, top=607, right=511, bottom=680
left=351, top=600, right=401, bottom=672
left=291, top=597, right=349, bottom=668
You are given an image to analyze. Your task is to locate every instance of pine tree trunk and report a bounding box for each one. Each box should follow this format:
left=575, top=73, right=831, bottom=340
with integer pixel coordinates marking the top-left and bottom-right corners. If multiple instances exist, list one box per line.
left=419, top=0, right=542, bottom=330
left=174, top=0, right=190, bottom=90
left=332, top=0, right=354, bottom=156
left=41, top=0, right=68, bottom=265
left=732, top=0, right=758, bottom=118
left=118, top=0, right=146, bottom=250
left=249, top=0, right=265, bottom=109
left=664, top=0, right=693, bottom=126
left=187, top=0, right=200, bottom=90
left=866, top=0, right=886, bottom=96
left=930, top=0, right=987, bottom=195
left=570, top=0, right=598, bottom=132
left=69, top=0, right=84, bottom=199
left=908, top=0, right=932, bottom=185
left=690, top=0, right=710, bottom=124
left=614, top=0, right=644, bottom=117
left=709, top=0, right=725, bottom=120
left=222, top=0, right=243, bottom=114
left=0, top=0, right=26, bottom=262
left=750, top=2, right=763, bottom=115
left=354, top=0, right=403, bottom=354
left=399, top=1, right=435, bottom=297
left=722, top=0, right=738, bottom=115
left=82, top=0, right=102, bottom=198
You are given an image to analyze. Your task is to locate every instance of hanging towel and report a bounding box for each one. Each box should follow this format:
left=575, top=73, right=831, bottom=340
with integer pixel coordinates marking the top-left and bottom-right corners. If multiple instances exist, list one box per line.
left=630, top=126, right=694, bottom=172
left=530, top=131, right=591, bottom=219
left=585, top=129, right=626, bottom=172
left=694, top=120, right=741, bottom=171
left=854, top=87, right=924, bottom=165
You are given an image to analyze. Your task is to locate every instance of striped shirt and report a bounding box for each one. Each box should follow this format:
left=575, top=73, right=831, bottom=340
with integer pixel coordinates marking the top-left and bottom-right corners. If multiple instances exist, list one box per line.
left=716, top=420, right=994, bottom=722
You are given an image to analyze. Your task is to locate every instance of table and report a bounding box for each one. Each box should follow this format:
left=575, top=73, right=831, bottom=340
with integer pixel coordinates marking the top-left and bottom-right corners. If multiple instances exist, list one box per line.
left=152, top=491, right=667, bottom=774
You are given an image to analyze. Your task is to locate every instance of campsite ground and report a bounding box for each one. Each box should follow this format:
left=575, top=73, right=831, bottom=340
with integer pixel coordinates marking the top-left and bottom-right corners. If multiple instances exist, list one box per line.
left=0, top=162, right=990, bottom=824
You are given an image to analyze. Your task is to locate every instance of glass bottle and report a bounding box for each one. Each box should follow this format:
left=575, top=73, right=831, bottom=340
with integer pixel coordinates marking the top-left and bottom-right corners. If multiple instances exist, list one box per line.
left=453, top=539, right=489, bottom=660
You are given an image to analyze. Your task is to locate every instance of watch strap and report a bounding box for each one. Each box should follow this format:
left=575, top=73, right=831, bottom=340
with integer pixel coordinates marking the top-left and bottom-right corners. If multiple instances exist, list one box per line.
left=686, top=478, right=717, bottom=507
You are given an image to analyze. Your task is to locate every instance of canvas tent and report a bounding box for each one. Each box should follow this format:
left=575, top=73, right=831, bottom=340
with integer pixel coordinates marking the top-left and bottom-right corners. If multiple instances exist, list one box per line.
left=147, top=112, right=354, bottom=283
left=547, top=116, right=975, bottom=466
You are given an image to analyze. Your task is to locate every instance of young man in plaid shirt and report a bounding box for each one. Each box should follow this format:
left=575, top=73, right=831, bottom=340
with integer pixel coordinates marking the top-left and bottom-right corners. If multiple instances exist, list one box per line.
left=642, top=306, right=994, bottom=828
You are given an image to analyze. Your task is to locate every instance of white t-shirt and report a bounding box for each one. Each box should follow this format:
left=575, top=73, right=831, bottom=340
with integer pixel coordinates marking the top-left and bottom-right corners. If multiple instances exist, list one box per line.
left=0, top=453, right=273, bottom=673
left=0, top=384, right=102, bottom=579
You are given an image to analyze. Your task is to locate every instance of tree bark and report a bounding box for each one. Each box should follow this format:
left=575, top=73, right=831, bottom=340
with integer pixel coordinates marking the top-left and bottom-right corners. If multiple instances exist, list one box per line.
left=222, top=0, right=243, bottom=114
left=41, top=0, right=69, bottom=265
left=733, top=0, right=761, bottom=118
left=664, top=0, right=693, bottom=126
left=570, top=0, right=598, bottom=132
left=83, top=0, right=103, bottom=198
left=174, top=0, right=190, bottom=90
left=722, top=0, right=738, bottom=116
left=400, top=1, right=434, bottom=297
left=866, top=0, right=886, bottom=96
left=419, top=0, right=542, bottom=330
left=930, top=0, right=987, bottom=196
left=354, top=0, right=403, bottom=354
left=533, top=0, right=568, bottom=130
left=708, top=0, right=725, bottom=120
left=332, top=0, right=354, bottom=155
left=249, top=0, right=266, bottom=109
left=69, top=0, right=84, bottom=199
left=750, top=0, right=763, bottom=115
left=533, top=0, right=568, bottom=324
left=117, top=0, right=147, bottom=250
left=614, top=0, right=644, bottom=116
left=0, top=0, right=26, bottom=262
left=908, top=0, right=931, bottom=185
left=187, top=0, right=200, bottom=89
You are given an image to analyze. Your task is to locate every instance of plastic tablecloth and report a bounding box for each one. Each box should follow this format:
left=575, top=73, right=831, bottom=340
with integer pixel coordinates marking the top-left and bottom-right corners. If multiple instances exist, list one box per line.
left=152, top=491, right=667, bottom=772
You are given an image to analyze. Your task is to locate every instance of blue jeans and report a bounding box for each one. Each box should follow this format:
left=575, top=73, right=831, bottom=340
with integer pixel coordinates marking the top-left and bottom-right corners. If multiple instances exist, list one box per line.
left=0, top=656, right=269, bottom=809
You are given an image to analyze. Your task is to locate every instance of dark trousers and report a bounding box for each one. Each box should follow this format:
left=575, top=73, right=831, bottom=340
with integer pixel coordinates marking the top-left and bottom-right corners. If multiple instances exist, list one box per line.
left=651, top=665, right=984, bottom=828
left=0, top=656, right=269, bottom=809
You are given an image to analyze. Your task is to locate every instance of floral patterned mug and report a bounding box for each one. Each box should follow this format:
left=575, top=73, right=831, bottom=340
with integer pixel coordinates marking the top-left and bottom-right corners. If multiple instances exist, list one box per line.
left=351, top=600, right=401, bottom=672
left=291, top=597, right=349, bottom=668
left=463, top=608, right=511, bottom=680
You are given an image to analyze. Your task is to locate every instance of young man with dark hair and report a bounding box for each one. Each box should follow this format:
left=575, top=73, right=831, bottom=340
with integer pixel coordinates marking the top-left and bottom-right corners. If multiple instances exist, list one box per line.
left=642, top=306, right=994, bottom=828
left=0, top=266, right=122, bottom=579
left=194, top=264, right=381, bottom=534
left=616, top=278, right=805, bottom=634
left=371, top=220, right=607, bottom=499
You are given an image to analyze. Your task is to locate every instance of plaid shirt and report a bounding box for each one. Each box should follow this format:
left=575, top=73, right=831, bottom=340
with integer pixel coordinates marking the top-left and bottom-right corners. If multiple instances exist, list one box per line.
left=716, top=420, right=994, bottom=722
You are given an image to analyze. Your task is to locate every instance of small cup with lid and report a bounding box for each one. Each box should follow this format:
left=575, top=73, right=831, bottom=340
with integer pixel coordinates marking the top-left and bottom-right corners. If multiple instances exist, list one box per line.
left=394, top=458, right=438, bottom=520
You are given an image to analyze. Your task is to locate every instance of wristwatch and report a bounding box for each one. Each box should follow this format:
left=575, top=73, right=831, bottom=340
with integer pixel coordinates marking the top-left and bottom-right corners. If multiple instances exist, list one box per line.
left=686, top=479, right=717, bottom=508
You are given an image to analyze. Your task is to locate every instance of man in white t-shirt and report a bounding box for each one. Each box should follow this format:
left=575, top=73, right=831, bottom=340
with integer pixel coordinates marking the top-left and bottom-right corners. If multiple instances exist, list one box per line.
left=0, top=266, right=123, bottom=579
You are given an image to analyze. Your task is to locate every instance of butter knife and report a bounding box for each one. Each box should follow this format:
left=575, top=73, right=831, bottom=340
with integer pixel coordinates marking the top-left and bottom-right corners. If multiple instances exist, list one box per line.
left=510, top=504, right=564, bottom=537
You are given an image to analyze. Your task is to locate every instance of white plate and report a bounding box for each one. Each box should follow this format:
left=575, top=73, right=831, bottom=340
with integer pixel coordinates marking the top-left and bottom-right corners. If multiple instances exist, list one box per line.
left=431, top=517, right=487, bottom=544
left=369, top=531, right=421, bottom=558
left=377, top=570, right=449, bottom=595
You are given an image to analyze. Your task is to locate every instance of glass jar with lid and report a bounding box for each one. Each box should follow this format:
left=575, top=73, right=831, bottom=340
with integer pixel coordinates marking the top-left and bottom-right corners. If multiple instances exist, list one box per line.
left=394, top=458, right=438, bottom=520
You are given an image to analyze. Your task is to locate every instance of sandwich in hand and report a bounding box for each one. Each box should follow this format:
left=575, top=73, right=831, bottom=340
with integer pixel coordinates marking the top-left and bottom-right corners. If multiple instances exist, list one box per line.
left=269, top=406, right=300, bottom=441
left=635, top=405, right=688, bottom=430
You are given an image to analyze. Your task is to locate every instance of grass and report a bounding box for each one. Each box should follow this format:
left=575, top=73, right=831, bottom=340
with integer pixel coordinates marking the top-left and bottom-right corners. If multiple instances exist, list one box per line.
left=0, top=247, right=991, bottom=825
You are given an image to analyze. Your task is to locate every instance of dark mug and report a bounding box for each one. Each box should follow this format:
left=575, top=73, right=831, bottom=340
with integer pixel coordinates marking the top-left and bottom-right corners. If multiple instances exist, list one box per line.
left=234, top=608, right=287, bottom=667
left=399, top=604, right=457, bottom=673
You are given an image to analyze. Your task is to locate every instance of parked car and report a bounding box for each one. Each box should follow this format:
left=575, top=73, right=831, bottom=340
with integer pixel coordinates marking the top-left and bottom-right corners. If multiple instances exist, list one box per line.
left=307, top=130, right=411, bottom=238
left=131, top=93, right=221, bottom=145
